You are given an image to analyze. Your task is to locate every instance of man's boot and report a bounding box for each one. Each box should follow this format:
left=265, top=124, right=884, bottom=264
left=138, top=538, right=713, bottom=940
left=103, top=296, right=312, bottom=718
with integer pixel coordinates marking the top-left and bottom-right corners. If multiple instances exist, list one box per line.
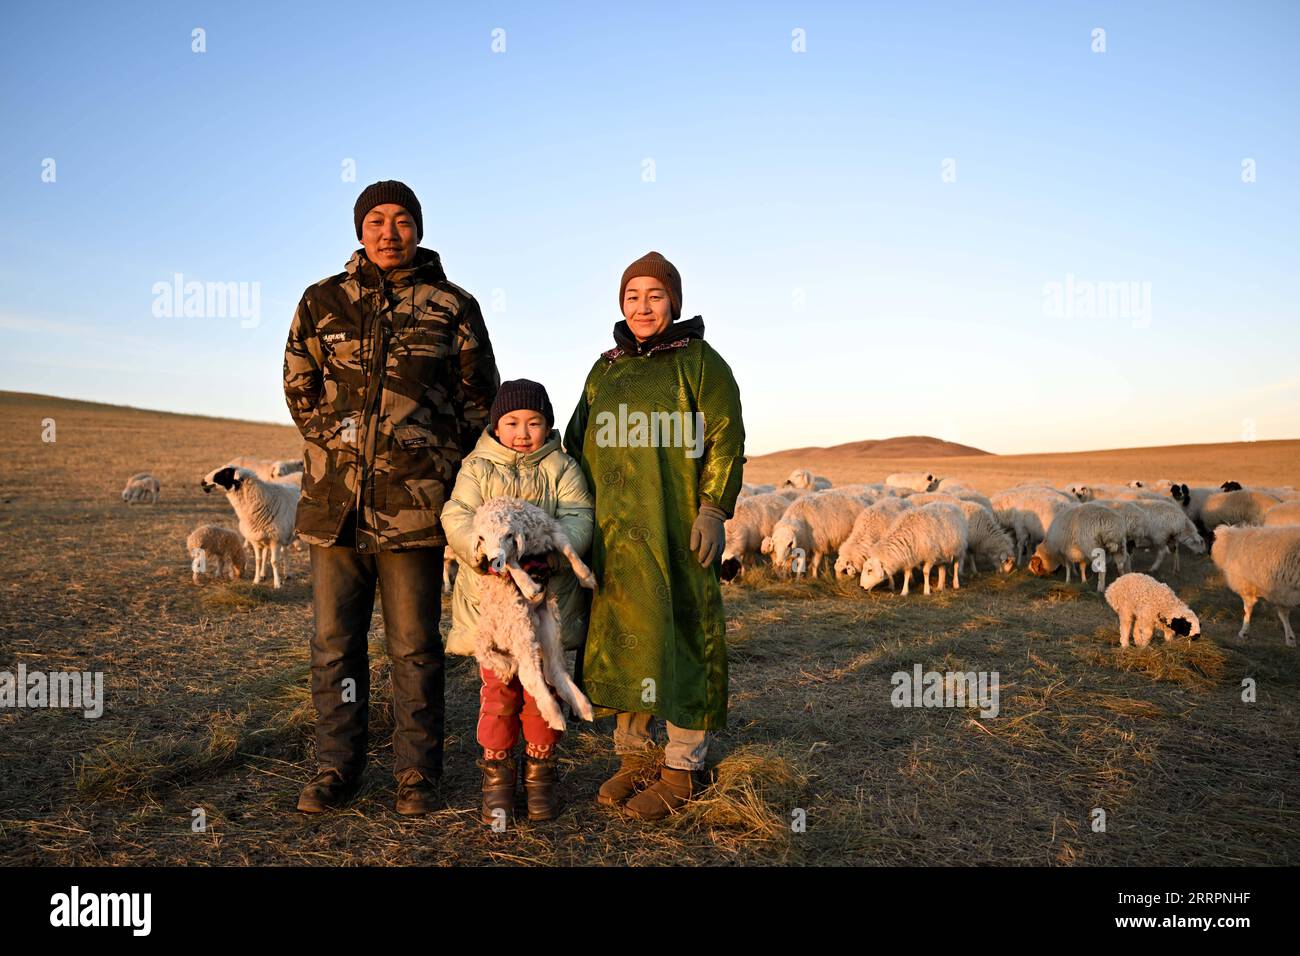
left=297, top=767, right=363, bottom=814
left=395, top=768, right=441, bottom=816
left=623, top=766, right=696, bottom=822
left=479, top=756, right=517, bottom=827
left=596, top=750, right=656, bottom=808
left=522, top=755, right=560, bottom=821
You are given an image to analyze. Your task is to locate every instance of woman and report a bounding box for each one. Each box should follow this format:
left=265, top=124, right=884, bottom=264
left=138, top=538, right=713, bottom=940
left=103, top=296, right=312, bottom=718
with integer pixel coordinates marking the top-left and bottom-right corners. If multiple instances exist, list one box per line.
left=564, top=250, right=745, bottom=821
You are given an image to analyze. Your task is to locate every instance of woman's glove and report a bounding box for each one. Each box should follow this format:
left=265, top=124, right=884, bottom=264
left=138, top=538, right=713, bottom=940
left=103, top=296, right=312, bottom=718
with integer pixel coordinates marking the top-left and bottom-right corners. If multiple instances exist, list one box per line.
left=690, top=503, right=727, bottom=567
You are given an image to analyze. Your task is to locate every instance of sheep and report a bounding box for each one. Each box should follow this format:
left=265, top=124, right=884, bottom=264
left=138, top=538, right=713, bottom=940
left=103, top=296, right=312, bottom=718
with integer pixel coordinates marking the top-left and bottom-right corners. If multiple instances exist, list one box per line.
left=934, top=477, right=975, bottom=493
left=1028, top=503, right=1128, bottom=593
left=721, top=492, right=793, bottom=581
left=200, top=466, right=299, bottom=588
left=958, top=501, right=1016, bottom=574
left=781, top=467, right=833, bottom=491
left=859, top=502, right=967, bottom=596
left=1095, top=500, right=1149, bottom=573
left=885, top=472, right=938, bottom=493
left=1200, top=489, right=1282, bottom=536
left=121, top=473, right=161, bottom=504
left=1255, top=485, right=1300, bottom=502
left=835, top=501, right=906, bottom=578
left=224, top=456, right=279, bottom=481
left=1125, top=498, right=1206, bottom=573
left=1075, top=483, right=1162, bottom=502
left=1104, top=573, right=1201, bottom=648
left=186, top=524, right=248, bottom=585
left=769, top=491, right=865, bottom=577
left=1263, top=501, right=1300, bottom=527
left=1129, top=479, right=1176, bottom=494
left=469, top=497, right=597, bottom=729
left=737, top=482, right=776, bottom=498
left=270, top=459, right=304, bottom=479
left=990, top=487, right=1076, bottom=565
left=1169, top=482, right=1254, bottom=534
left=1210, top=524, right=1300, bottom=647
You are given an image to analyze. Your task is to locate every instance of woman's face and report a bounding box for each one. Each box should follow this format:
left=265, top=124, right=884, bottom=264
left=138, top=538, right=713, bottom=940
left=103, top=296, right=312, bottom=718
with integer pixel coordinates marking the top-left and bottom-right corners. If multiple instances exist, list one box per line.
left=495, top=411, right=548, bottom=453
left=623, top=275, right=673, bottom=342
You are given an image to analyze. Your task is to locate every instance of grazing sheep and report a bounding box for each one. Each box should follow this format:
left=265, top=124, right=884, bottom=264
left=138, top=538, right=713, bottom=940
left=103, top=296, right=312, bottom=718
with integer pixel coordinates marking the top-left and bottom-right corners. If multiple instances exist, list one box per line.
left=885, top=472, right=938, bottom=493
left=721, top=492, right=793, bottom=581
left=1073, top=483, right=1162, bottom=502
left=991, top=487, right=1076, bottom=565
left=186, top=524, right=248, bottom=585
left=1104, top=573, right=1201, bottom=648
left=835, top=503, right=903, bottom=579
left=1169, top=482, right=1240, bottom=534
left=1129, top=498, right=1206, bottom=573
left=200, top=466, right=299, bottom=588
left=781, top=467, right=833, bottom=491
left=469, top=497, right=598, bottom=729
left=1200, top=489, right=1282, bottom=535
left=859, top=502, right=967, bottom=596
left=121, top=473, right=161, bottom=504
left=957, top=501, right=1016, bottom=574
left=769, top=491, right=865, bottom=577
left=1210, top=524, right=1300, bottom=646
left=1263, top=501, right=1300, bottom=527
left=270, top=459, right=304, bottom=479
left=1028, top=503, right=1128, bottom=593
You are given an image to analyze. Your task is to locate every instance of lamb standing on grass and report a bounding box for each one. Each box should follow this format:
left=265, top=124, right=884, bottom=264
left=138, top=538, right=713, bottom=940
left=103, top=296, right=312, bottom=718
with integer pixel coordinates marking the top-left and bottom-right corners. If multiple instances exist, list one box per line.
left=769, top=491, right=865, bottom=577
left=1210, top=524, right=1300, bottom=647
left=469, top=497, right=597, bottom=730
left=121, top=473, right=161, bottom=504
left=200, top=465, right=299, bottom=588
left=859, top=502, right=967, bottom=596
left=1104, top=573, right=1201, bottom=648
left=1028, top=503, right=1127, bottom=593
left=186, top=524, right=248, bottom=585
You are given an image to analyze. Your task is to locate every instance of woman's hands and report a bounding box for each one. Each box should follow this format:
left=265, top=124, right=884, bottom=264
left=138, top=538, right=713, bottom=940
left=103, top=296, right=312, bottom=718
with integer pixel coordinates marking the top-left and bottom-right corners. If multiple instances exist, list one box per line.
left=690, top=502, right=727, bottom=566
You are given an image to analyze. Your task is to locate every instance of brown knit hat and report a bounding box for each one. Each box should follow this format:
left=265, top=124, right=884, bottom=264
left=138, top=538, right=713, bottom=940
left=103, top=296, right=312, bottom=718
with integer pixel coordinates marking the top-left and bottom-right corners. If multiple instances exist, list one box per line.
left=354, top=180, right=423, bottom=240
left=619, top=251, right=681, bottom=320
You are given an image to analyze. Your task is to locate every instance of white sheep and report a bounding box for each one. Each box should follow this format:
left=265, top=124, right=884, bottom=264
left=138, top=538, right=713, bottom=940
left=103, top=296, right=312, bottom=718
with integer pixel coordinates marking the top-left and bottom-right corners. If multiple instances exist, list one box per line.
left=1129, top=498, right=1206, bottom=573
left=1104, top=573, right=1201, bottom=648
left=1263, top=501, right=1300, bottom=527
left=835, top=501, right=907, bottom=579
left=1210, top=524, right=1300, bottom=647
left=121, top=473, right=161, bottom=504
left=991, top=487, right=1076, bottom=565
left=1028, top=503, right=1127, bottom=593
left=781, top=467, right=833, bottom=491
left=859, top=502, right=968, bottom=596
left=469, top=497, right=597, bottom=729
left=721, top=492, right=793, bottom=581
left=958, top=501, right=1016, bottom=574
left=885, top=472, right=938, bottom=493
left=200, top=465, right=299, bottom=588
left=186, top=524, right=248, bottom=585
left=769, top=491, right=865, bottom=577
left=270, top=459, right=304, bottom=479
left=224, top=456, right=279, bottom=482
left=1200, top=489, right=1282, bottom=534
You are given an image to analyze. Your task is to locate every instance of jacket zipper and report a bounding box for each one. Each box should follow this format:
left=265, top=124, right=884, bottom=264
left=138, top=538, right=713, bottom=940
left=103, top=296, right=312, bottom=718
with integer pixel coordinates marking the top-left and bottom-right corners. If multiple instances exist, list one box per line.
left=355, top=278, right=390, bottom=537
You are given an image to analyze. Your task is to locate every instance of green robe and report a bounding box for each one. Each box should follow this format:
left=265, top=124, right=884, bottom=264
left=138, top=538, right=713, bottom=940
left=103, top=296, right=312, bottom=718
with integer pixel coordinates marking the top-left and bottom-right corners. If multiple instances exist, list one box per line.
left=563, top=317, right=745, bottom=730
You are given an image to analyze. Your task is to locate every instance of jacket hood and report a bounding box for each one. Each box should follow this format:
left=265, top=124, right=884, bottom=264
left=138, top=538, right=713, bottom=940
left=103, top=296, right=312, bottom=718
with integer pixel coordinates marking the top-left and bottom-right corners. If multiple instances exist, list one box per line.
left=467, top=425, right=564, bottom=467
left=611, top=314, right=705, bottom=355
left=345, top=245, right=446, bottom=289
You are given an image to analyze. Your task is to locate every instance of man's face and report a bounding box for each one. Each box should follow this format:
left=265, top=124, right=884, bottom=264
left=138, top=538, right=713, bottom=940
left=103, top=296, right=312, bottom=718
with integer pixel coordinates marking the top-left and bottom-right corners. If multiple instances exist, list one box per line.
left=623, top=275, right=673, bottom=342
left=361, top=203, right=418, bottom=270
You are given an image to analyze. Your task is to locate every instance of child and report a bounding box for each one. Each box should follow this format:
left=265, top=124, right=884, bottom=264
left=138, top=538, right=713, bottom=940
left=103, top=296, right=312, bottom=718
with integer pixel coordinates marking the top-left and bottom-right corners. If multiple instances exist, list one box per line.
left=440, top=379, right=595, bottom=825
left=563, top=251, right=746, bottom=821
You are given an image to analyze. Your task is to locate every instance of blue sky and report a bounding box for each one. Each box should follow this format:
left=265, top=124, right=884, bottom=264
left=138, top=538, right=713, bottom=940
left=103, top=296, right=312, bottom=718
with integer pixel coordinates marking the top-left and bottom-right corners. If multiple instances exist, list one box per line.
left=2, top=0, right=1297, bottom=455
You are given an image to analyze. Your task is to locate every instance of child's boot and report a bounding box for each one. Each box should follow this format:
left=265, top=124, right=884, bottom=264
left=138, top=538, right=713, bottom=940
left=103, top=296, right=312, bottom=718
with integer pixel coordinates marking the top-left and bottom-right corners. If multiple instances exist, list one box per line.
left=523, top=755, right=560, bottom=821
left=479, top=756, right=517, bottom=827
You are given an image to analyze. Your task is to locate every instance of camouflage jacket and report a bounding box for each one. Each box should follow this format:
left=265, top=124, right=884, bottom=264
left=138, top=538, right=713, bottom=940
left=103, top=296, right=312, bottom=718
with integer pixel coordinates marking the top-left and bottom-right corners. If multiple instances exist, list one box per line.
left=283, top=247, right=500, bottom=552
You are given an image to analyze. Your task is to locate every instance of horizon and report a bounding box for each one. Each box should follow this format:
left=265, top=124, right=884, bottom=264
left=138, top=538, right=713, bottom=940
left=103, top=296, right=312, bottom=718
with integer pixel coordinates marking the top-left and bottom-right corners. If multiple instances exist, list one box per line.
left=3, top=1, right=1298, bottom=456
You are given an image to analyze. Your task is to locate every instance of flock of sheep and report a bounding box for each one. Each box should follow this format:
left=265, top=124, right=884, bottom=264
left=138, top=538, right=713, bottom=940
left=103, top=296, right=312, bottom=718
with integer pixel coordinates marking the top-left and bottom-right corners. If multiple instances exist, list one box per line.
left=120, top=457, right=1300, bottom=648
left=723, top=469, right=1300, bottom=648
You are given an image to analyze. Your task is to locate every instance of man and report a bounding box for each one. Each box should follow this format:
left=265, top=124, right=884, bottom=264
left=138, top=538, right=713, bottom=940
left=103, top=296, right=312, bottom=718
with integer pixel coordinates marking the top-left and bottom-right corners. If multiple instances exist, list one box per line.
left=283, top=180, right=500, bottom=814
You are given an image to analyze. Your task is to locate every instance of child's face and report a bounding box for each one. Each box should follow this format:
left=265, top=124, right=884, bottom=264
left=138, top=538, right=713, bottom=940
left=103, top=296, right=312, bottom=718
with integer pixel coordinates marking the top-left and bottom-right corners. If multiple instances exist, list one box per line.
left=622, top=276, right=673, bottom=342
left=495, top=411, right=548, bottom=453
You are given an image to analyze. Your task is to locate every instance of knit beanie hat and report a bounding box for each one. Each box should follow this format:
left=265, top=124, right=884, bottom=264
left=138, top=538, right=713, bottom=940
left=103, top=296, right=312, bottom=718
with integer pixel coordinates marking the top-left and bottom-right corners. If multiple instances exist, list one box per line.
left=619, top=251, right=682, bottom=320
left=489, top=379, right=554, bottom=433
left=354, top=180, right=423, bottom=240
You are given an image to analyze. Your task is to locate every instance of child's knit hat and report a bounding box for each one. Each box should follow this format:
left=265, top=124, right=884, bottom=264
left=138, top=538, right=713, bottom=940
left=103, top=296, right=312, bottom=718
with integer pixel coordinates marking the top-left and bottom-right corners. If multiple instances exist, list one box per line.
left=489, top=379, right=554, bottom=432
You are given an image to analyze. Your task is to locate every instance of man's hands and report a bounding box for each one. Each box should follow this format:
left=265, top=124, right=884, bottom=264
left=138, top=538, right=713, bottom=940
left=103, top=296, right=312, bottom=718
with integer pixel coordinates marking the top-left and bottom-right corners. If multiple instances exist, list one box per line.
left=690, top=503, right=727, bottom=567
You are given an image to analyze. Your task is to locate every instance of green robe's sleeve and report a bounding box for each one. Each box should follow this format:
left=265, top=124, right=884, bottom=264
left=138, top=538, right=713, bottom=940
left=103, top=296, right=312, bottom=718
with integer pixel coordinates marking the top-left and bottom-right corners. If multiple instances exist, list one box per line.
left=440, top=458, right=486, bottom=565
left=563, top=363, right=597, bottom=461
left=696, top=344, right=746, bottom=519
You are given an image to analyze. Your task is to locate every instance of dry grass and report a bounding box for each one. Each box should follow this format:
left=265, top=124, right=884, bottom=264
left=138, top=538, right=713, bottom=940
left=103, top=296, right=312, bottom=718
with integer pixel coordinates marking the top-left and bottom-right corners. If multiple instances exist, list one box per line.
left=1, top=391, right=1298, bottom=866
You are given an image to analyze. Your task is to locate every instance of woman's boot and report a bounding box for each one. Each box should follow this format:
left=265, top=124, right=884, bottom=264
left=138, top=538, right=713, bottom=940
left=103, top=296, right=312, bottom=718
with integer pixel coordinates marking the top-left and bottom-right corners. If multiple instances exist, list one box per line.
left=623, top=766, right=696, bottom=821
left=478, top=756, right=517, bottom=827
left=596, top=750, right=656, bottom=808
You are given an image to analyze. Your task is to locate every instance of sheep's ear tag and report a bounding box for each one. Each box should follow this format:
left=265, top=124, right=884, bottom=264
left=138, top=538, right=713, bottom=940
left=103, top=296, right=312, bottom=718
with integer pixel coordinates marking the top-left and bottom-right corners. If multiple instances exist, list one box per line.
left=490, top=554, right=507, bottom=574
left=790, top=547, right=807, bottom=575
